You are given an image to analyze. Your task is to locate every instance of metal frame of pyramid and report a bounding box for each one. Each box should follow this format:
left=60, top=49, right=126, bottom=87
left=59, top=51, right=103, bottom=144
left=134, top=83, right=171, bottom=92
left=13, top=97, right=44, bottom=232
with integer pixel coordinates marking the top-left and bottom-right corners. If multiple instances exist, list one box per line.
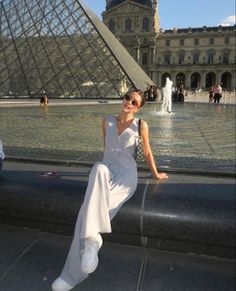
left=0, top=0, right=153, bottom=99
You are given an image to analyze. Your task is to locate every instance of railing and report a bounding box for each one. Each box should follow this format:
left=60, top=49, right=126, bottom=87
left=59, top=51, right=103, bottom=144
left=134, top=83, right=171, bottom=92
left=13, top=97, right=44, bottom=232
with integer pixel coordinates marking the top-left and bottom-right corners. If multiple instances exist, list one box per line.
left=184, top=90, right=236, bottom=104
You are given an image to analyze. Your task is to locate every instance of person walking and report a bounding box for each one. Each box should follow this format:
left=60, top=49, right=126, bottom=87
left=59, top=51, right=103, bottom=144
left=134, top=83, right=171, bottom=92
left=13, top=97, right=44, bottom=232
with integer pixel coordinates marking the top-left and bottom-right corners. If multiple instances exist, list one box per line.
left=52, top=88, right=168, bottom=291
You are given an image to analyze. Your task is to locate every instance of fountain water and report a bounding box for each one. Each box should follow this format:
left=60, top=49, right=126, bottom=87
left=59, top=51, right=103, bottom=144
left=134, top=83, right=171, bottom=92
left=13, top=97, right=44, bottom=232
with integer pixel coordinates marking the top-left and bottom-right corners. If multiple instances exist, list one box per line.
left=161, top=77, right=173, bottom=113
left=0, top=102, right=235, bottom=172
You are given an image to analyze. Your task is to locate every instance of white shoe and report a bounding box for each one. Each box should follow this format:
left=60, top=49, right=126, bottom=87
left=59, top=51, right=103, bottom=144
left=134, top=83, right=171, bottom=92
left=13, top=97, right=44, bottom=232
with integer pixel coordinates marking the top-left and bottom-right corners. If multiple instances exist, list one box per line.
left=81, top=233, right=103, bottom=274
left=51, top=277, right=73, bottom=291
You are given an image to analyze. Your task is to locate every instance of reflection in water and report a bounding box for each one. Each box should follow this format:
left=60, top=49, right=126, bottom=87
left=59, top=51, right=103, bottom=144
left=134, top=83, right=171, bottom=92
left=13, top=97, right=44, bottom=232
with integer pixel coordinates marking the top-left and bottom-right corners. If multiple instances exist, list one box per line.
left=0, top=103, right=235, bottom=165
left=41, top=105, right=49, bottom=120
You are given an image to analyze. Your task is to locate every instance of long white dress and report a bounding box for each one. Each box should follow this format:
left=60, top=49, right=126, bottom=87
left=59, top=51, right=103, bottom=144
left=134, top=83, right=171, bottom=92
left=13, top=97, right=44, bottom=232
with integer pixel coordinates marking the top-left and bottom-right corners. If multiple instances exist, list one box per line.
left=60, top=115, right=139, bottom=287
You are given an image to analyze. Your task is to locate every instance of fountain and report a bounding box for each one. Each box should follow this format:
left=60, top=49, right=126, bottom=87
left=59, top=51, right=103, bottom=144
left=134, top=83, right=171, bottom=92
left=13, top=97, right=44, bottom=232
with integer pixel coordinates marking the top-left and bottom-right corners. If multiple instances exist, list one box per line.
left=161, top=77, right=173, bottom=113
left=0, top=100, right=235, bottom=172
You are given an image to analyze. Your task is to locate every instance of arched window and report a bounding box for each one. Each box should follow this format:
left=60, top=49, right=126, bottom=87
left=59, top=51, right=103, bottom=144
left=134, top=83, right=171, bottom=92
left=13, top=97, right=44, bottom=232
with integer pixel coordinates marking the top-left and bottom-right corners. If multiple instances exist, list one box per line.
left=221, top=72, right=232, bottom=89
left=143, top=17, right=149, bottom=31
left=109, top=19, right=115, bottom=32
left=191, top=72, right=201, bottom=89
left=175, top=73, right=186, bottom=88
left=205, top=72, right=216, bottom=88
left=125, top=19, right=132, bottom=32
left=161, top=73, right=171, bottom=87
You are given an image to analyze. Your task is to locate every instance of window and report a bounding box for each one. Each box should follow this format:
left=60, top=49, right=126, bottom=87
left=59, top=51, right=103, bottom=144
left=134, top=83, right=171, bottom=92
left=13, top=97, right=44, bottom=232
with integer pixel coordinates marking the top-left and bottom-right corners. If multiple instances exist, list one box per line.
left=142, top=53, right=148, bottom=65
left=207, top=51, right=214, bottom=64
left=179, top=39, right=184, bottom=46
left=125, top=19, right=132, bottom=32
left=165, top=39, right=170, bottom=46
left=193, top=51, right=200, bottom=64
left=108, top=19, right=115, bottom=32
left=143, top=17, right=149, bottom=31
left=209, top=37, right=214, bottom=45
left=164, top=52, right=171, bottom=64
left=225, top=37, right=230, bottom=45
left=194, top=38, right=199, bottom=45
left=178, top=51, right=185, bottom=64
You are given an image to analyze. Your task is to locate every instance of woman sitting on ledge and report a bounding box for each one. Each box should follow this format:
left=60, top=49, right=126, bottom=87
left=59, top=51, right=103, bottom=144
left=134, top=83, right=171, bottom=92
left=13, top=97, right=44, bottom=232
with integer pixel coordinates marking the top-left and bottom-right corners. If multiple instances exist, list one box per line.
left=52, top=88, right=168, bottom=291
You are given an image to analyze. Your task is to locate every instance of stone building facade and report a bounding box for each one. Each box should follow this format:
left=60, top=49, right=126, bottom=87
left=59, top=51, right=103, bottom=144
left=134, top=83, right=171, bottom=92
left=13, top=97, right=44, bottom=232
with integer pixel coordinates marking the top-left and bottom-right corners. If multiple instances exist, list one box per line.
left=102, top=0, right=236, bottom=90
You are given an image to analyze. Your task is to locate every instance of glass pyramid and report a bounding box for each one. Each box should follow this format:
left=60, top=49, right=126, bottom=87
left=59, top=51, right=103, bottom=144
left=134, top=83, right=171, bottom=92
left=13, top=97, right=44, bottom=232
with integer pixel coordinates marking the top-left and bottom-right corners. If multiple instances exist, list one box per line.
left=0, top=0, right=153, bottom=98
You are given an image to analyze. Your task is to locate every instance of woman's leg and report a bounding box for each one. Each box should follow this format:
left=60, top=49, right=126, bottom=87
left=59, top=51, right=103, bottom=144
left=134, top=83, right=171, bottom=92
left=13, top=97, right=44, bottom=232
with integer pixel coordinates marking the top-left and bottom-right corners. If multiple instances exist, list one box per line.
left=59, top=163, right=112, bottom=287
left=80, top=162, right=112, bottom=238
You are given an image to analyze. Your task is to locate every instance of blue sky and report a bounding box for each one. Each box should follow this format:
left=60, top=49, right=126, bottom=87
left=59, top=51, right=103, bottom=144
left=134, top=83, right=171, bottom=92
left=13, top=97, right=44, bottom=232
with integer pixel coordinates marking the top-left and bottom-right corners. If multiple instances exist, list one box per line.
left=85, top=0, right=235, bottom=29
left=0, top=0, right=234, bottom=29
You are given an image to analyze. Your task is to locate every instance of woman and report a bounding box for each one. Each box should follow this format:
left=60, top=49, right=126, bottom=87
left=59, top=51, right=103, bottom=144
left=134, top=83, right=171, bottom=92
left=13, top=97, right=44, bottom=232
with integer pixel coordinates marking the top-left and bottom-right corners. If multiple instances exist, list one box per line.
left=52, top=88, right=168, bottom=291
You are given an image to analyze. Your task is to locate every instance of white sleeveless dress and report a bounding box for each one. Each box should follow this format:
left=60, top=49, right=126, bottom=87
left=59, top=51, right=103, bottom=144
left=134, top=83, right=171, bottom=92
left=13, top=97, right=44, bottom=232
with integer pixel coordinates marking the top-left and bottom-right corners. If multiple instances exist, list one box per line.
left=60, top=115, right=139, bottom=287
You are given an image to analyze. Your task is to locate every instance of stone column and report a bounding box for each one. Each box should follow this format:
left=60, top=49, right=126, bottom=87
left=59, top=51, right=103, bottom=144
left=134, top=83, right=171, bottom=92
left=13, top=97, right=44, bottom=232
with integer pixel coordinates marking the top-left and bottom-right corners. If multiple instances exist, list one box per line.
left=216, top=71, right=222, bottom=85
left=149, top=38, right=156, bottom=65
left=134, top=37, right=141, bottom=64
left=186, top=71, right=191, bottom=89
left=201, top=71, right=206, bottom=89
left=134, top=46, right=140, bottom=63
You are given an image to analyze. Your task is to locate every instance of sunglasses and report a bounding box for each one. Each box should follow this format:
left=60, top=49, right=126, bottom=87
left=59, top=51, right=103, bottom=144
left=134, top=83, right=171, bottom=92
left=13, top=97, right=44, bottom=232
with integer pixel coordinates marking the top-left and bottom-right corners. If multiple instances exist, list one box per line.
left=123, top=94, right=140, bottom=107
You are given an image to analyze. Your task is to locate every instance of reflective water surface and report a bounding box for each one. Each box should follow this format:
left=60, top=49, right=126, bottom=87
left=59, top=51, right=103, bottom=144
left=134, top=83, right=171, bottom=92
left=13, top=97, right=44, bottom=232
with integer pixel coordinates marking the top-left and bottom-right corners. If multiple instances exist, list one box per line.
left=0, top=102, right=235, bottom=172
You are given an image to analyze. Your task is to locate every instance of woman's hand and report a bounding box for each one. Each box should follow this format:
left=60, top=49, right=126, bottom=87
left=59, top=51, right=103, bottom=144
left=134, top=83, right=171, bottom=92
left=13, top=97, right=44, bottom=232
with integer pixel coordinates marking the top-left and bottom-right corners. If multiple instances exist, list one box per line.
left=155, top=172, right=168, bottom=180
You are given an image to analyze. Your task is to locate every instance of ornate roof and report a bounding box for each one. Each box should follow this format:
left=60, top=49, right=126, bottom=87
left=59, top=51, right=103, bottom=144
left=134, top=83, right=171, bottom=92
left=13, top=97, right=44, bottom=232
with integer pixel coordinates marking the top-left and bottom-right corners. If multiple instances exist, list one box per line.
left=106, top=0, right=153, bottom=10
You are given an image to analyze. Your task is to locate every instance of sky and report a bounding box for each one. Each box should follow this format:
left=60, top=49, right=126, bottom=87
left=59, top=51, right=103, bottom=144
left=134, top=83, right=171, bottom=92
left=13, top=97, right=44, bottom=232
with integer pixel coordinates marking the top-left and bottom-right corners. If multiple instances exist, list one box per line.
left=0, top=0, right=235, bottom=28
left=85, top=0, right=235, bottom=29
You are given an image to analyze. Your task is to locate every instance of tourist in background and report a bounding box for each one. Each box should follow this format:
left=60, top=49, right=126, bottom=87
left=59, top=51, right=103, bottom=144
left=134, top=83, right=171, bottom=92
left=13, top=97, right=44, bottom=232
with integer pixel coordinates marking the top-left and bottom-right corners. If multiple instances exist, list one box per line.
left=209, top=86, right=214, bottom=102
left=40, top=94, right=49, bottom=106
left=213, top=84, right=222, bottom=103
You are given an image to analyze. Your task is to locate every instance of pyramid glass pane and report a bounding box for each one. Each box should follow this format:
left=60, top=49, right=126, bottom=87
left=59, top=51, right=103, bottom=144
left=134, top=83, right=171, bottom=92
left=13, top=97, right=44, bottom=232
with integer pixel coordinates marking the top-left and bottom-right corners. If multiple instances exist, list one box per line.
left=0, top=0, right=153, bottom=98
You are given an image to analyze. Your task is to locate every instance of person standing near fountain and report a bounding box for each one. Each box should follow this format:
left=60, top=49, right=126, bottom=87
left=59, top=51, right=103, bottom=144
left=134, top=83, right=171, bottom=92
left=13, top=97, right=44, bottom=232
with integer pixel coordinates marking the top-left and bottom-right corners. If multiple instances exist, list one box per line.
left=52, top=88, right=168, bottom=291
left=213, top=84, right=223, bottom=103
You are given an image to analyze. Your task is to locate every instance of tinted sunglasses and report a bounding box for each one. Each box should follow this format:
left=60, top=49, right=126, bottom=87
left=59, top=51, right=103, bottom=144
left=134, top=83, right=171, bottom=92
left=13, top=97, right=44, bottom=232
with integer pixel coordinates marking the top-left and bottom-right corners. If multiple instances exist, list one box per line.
left=123, top=94, right=140, bottom=107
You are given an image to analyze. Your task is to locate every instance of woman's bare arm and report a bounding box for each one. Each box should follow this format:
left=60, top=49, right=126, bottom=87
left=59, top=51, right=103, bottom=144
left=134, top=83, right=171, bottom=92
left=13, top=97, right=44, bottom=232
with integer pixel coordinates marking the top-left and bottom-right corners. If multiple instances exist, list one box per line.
left=141, top=120, right=168, bottom=180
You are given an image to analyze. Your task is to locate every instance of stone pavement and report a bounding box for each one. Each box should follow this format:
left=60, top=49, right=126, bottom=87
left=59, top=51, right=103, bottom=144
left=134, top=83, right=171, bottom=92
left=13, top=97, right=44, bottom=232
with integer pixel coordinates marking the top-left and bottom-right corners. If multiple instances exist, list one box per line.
left=0, top=224, right=235, bottom=291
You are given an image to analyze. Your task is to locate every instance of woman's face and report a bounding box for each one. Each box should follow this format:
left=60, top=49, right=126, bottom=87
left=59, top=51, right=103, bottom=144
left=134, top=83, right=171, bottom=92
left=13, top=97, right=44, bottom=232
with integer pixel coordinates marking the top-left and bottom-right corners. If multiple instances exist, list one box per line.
left=121, top=92, right=142, bottom=113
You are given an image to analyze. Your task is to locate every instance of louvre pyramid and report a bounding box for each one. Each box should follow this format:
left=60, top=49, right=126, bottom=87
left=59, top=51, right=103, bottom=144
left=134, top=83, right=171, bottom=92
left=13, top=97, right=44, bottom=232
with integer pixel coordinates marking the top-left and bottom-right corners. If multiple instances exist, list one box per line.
left=0, top=0, right=153, bottom=98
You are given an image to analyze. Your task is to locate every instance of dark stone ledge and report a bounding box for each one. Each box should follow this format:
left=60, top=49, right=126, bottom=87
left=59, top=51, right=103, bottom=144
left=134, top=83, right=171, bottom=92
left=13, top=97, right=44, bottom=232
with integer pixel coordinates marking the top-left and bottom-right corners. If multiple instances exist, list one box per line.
left=0, top=164, right=235, bottom=259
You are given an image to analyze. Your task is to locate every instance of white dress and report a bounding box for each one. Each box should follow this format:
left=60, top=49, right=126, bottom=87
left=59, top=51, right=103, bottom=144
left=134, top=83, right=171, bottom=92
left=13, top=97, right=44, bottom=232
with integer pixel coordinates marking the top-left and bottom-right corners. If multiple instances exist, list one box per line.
left=60, top=115, right=139, bottom=287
